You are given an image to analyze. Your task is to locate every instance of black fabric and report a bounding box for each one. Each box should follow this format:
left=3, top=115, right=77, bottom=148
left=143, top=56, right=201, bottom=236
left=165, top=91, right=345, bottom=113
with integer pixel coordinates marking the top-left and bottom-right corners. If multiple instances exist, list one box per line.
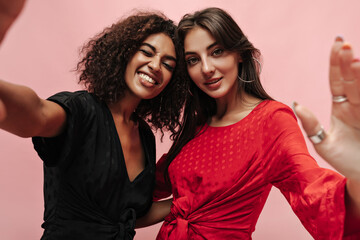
left=32, top=91, right=156, bottom=240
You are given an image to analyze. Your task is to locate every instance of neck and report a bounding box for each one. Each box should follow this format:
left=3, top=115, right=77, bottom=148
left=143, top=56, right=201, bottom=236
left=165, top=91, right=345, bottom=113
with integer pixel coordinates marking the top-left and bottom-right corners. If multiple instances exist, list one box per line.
left=107, top=91, right=141, bottom=125
left=211, top=91, right=261, bottom=127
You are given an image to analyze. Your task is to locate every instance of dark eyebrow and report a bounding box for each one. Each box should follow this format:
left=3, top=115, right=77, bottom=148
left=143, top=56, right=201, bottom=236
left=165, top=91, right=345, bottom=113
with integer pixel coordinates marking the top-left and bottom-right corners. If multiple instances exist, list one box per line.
left=185, top=42, right=218, bottom=56
left=206, top=42, right=218, bottom=50
left=141, top=43, right=156, bottom=52
left=141, top=43, right=177, bottom=61
left=164, top=55, right=177, bottom=62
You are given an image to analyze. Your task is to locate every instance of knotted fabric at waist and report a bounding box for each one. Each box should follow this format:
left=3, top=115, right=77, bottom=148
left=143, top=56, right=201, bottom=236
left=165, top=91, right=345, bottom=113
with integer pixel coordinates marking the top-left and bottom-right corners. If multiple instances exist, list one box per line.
left=160, top=197, right=200, bottom=240
left=41, top=208, right=136, bottom=240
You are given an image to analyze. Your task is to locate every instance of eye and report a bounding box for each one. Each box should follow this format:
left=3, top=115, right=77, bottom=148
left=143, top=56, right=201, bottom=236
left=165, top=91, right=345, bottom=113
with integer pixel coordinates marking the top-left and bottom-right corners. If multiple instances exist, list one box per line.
left=139, top=49, right=153, bottom=57
left=186, top=57, right=199, bottom=66
left=163, top=62, right=175, bottom=71
left=212, top=48, right=224, bottom=56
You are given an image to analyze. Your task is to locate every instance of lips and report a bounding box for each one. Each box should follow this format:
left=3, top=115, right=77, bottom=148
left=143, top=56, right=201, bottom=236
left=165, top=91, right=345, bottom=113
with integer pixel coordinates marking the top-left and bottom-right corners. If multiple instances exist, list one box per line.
left=205, top=77, right=222, bottom=85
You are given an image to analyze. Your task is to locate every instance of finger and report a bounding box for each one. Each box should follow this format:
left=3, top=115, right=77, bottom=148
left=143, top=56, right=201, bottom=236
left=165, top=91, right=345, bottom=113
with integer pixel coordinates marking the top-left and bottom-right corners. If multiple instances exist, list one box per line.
left=339, top=44, right=360, bottom=104
left=292, top=102, right=323, bottom=138
left=329, top=37, right=346, bottom=96
left=349, top=59, right=360, bottom=104
left=0, top=99, right=6, bottom=121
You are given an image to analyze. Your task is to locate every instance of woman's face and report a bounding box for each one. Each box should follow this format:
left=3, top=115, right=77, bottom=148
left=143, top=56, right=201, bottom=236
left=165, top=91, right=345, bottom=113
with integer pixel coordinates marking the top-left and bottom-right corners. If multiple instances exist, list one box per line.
left=184, top=27, right=241, bottom=100
left=125, top=33, right=176, bottom=100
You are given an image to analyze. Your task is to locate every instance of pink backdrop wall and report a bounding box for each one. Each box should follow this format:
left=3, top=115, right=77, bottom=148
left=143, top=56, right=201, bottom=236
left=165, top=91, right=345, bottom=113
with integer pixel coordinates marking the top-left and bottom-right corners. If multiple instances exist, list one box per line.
left=1, top=0, right=359, bottom=239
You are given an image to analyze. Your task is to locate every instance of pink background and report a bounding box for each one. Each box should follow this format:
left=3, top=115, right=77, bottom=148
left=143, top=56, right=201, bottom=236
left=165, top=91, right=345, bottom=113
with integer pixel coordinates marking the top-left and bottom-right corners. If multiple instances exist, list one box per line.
left=1, top=0, right=359, bottom=239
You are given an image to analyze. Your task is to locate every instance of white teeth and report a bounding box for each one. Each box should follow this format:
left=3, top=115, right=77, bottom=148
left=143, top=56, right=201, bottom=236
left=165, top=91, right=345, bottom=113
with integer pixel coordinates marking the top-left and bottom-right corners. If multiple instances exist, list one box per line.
left=206, top=79, right=220, bottom=85
left=139, top=73, right=156, bottom=84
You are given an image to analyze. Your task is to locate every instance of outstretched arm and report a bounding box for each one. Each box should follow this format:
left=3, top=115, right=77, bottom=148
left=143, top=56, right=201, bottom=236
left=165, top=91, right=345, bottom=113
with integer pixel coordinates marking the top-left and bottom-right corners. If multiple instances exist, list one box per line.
left=0, top=0, right=66, bottom=138
left=0, top=80, right=66, bottom=137
left=294, top=37, right=360, bottom=233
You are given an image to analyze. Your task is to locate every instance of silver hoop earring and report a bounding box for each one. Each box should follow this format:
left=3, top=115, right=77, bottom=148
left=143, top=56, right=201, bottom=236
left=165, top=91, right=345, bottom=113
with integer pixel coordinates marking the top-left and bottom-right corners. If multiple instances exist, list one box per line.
left=252, top=57, right=262, bottom=74
left=237, top=75, right=254, bottom=83
left=238, top=57, right=262, bottom=83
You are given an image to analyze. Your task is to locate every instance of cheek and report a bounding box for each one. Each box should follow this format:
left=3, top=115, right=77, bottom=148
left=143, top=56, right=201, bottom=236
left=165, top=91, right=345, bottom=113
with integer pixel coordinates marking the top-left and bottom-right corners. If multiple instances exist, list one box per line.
left=124, top=57, right=137, bottom=77
left=187, top=66, right=202, bottom=83
left=223, top=58, right=239, bottom=74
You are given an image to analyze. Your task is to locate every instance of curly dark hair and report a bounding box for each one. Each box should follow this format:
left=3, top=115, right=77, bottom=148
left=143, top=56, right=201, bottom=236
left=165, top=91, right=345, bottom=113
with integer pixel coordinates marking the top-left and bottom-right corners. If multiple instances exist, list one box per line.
left=76, top=11, right=188, bottom=137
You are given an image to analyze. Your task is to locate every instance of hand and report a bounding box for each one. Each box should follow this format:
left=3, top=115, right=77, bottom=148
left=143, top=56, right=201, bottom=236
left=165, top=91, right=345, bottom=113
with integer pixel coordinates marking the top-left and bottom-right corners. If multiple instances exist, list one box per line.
left=294, top=37, right=360, bottom=181
left=0, top=0, right=26, bottom=119
left=0, top=0, right=26, bottom=44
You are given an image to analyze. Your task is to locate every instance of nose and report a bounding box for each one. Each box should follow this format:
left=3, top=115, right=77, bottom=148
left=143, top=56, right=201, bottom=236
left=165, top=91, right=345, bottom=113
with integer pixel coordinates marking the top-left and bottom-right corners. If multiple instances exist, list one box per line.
left=201, top=58, right=214, bottom=78
left=148, top=56, right=161, bottom=73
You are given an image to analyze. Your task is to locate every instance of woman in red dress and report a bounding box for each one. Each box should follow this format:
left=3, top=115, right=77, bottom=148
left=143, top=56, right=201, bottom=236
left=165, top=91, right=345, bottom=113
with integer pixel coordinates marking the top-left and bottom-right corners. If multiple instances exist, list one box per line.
left=151, top=7, right=360, bottom=239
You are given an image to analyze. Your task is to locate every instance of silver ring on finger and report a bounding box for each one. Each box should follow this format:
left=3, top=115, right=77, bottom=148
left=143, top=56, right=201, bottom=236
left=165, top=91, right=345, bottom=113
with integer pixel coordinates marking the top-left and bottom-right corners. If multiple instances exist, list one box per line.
left=332, top=95, right=348, bottom=103
left=308, top=127, right=326, bottom=144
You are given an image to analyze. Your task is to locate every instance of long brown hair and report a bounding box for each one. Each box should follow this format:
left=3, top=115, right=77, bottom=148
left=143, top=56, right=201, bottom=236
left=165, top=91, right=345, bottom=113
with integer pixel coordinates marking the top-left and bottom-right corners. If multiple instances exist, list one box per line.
left=164, top=7, right=273, bottom=181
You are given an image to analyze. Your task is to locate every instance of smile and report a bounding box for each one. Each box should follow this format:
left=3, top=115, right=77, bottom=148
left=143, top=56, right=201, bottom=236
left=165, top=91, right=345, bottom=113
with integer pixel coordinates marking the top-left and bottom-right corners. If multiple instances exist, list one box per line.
left=205, top=78, right=222, bottom=85
left=139, top=73, right=158, bottom=85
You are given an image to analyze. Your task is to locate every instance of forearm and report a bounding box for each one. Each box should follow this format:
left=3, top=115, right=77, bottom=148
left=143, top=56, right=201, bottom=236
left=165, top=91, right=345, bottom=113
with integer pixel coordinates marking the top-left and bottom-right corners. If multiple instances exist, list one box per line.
left=0, top=79, right=64, bottom=137
left=135, top=198, right=172, bottom=228
left=344, top=179, right=360, bottom=235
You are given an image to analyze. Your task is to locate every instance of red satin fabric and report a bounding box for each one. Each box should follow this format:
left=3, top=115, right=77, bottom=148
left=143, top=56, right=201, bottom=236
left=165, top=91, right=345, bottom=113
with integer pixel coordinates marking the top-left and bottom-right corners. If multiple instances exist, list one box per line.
left=154, top=101, right=358, bottom=239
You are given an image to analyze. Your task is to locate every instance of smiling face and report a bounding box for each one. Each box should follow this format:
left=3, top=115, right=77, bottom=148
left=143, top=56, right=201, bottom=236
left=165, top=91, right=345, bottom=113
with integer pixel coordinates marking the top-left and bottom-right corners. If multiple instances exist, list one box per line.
left=184, top=27, right=241, bottom=100
left=125, top=33, right=176, bottom=100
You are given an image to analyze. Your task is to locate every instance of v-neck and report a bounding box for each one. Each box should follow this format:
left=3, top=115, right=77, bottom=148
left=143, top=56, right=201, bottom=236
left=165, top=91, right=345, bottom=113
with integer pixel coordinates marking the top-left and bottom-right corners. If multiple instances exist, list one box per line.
left=105, top=106, right=150, bottom=184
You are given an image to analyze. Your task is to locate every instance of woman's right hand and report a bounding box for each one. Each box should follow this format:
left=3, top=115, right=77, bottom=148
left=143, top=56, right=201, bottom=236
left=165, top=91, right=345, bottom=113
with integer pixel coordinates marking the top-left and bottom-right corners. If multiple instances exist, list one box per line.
left=0, top=0, right=26, bottom=119
left=0, top=0, right=26, bottom=44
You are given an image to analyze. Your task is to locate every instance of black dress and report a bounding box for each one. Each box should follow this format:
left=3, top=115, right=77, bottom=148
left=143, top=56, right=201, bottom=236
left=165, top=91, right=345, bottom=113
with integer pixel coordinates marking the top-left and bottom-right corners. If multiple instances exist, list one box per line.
left=32, top=91, right=156, bottom=240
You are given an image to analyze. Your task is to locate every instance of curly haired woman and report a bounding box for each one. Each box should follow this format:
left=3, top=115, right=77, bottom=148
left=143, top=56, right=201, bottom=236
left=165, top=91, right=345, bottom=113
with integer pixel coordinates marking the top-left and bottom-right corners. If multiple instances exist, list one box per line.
left=0, top=1, right=187, bottom=239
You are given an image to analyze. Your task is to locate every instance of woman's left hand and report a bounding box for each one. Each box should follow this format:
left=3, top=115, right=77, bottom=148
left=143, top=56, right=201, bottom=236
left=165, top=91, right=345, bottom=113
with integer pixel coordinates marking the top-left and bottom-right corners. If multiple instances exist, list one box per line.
left=294, top=37, right=360, bottom=181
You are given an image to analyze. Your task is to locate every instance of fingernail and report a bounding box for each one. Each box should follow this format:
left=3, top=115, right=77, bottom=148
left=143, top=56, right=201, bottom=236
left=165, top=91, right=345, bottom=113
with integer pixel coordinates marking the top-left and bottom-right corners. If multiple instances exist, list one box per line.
left=342, top=42, right=352, bottom=50
left=335, top=35, right=344, bottom=42
left=352, top=58, right=360, bottom=63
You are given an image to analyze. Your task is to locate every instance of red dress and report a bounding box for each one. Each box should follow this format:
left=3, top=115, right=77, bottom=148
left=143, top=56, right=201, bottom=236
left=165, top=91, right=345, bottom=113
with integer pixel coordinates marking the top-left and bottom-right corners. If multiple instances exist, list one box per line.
left=154, top=100, right=358, bottom=240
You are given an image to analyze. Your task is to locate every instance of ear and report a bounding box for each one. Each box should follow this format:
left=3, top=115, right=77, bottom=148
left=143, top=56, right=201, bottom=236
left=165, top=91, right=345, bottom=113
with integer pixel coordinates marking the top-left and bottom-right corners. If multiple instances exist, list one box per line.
left=237, top=54, right=243, bottom=63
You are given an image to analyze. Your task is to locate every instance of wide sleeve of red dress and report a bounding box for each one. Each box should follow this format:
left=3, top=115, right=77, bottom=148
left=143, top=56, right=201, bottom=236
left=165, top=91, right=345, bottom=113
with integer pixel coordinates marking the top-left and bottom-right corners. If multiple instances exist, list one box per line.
left=263, top=106, right=360, bottom=239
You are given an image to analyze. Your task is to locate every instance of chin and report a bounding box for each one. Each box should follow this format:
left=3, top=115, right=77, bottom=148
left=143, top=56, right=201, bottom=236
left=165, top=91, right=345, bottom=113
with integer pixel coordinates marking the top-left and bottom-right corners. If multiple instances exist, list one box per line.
left=139, top=92, right=159, bottom=100
left=205, top=91, right=227, bottom=99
